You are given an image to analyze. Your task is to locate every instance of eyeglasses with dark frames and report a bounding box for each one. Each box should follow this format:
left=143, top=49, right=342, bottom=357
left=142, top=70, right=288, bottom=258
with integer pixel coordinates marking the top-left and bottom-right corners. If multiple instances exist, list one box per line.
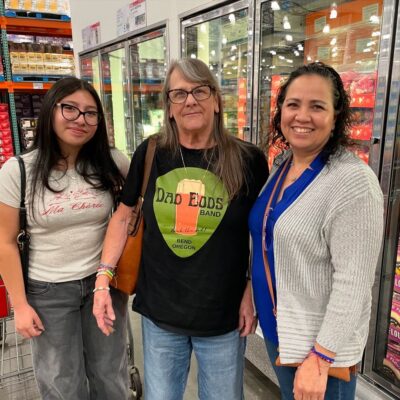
left=56, top=103, right=101, bottom=126
left=167, top=85, right=214, bottom=104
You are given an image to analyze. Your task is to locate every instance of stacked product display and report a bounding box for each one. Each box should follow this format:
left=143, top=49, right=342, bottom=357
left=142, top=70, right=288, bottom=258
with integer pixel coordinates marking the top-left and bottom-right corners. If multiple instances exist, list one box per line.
left=0, top=0, right=73, bottom=162
left=0, top=103, right=14, bottom=167
left=9, top=38, right=74, bottom=78
left=5, top=0, right=70, bottom=15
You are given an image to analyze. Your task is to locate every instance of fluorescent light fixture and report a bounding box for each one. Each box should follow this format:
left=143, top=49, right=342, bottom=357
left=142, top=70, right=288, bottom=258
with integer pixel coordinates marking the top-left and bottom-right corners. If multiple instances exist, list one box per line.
left=285, top=34, right=293, bottom=41
left=330, top=37, right=337, bottom=45
left=294, top=50, right=300, bottom=56
left=270, top=50, right=277, bottom=55
left=271, top=1, right=280, bottom=10
left=229, top=13, right=236, bottom=24
left=369, top=15, right=379, bottom=23
left=297, top=44, right=304, bottom=51
left=211, top=50, right=216, bottom=56
left=283, top=16, right=291, bottom=30
left=323, top=24, right=330, bottom=33
left=330, top=3, right=337, bottom=19
left=190, top=54, right=196, bottom=59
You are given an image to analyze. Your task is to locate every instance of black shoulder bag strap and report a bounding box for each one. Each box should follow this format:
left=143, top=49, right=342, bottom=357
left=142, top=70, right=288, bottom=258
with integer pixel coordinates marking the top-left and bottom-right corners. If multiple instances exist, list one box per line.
left=16, top=156, right=30, bottom=291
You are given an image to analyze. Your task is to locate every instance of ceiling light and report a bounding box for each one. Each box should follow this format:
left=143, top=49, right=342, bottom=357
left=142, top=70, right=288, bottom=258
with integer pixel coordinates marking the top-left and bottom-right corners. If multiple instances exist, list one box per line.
left=285, top=34, right=293, bottom=41
left=323, top=24, right=330, bottom=33
left=283, top=16, right=291, bottom=30
left=330, top=3, right=337, bottom=19
left=271, top=1, right=280, bottom=10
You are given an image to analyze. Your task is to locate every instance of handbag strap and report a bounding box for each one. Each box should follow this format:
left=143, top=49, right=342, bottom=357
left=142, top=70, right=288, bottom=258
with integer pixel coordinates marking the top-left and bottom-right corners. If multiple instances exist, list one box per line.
left=262, top=156, right=291, bottom=317
left=139, top=138, right=157, bottom=198
left=16, top=156, right=27, bottom=233
left=16, top=155, right=29, bottom=288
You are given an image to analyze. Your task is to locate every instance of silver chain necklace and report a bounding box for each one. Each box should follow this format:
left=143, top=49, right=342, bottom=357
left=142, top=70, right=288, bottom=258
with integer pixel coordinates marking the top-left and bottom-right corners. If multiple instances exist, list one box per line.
left=179, top=145, right=215, bottom=181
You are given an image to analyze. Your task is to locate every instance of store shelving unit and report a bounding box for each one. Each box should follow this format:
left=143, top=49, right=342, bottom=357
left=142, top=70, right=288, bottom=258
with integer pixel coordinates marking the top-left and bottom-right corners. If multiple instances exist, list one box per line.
left=0, top=0, right=73, bottom=156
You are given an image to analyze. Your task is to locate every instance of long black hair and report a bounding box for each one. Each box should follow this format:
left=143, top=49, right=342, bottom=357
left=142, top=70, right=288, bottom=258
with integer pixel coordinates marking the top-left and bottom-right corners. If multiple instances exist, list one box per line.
left=28, top=76, right=124, bottom=213
left=271, top=62, right=353, bottom=160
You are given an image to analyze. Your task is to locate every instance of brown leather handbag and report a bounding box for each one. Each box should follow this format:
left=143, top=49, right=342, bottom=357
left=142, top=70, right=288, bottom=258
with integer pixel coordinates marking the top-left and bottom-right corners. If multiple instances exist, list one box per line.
left=261, top=157, right=355, bottom=382
left=111, top=138, right=156, bottom=295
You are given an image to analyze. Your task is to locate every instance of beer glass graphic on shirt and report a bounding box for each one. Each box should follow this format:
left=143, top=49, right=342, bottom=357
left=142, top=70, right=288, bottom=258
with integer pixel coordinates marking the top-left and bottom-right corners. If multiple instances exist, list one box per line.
left=175, top=178, right=205, bottom=235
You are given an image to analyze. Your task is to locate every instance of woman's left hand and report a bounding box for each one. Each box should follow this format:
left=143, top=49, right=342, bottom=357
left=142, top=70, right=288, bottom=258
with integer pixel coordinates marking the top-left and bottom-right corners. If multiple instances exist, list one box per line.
left=238, top=281, right=258, bottom=337
left=293, top=354, right=329, bottom=400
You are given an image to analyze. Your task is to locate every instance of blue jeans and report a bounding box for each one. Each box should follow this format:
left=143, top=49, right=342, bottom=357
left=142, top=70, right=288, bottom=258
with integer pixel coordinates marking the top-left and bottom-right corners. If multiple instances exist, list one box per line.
left=142, top=316, right=245, bottom=400
left=265, top=339, right=357, bottom=400
left=27, top=274, right=129, bottom=400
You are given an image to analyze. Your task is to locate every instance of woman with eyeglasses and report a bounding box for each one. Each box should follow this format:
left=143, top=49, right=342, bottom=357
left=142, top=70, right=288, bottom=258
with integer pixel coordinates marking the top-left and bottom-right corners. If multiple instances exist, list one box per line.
left=93, top=58, right=268, bottom=400
left=0, top=77, right=130, bottom=399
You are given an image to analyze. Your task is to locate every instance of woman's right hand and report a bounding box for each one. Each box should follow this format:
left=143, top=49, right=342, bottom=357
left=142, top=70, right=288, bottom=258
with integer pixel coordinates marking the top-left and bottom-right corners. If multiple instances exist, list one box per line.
left=92, top=276, right=115, bottom=336
left=13, top=303, right=44, bottom=339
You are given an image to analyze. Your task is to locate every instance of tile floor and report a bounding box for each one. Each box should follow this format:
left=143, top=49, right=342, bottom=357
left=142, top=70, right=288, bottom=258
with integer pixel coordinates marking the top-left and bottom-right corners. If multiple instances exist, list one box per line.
left=0, top=308, right=280, bottom=400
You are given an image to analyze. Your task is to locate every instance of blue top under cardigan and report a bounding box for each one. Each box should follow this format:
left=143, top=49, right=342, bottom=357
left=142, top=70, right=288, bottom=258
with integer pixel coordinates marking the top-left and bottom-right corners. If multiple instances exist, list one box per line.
left=249, top=153, right=326, bottom=345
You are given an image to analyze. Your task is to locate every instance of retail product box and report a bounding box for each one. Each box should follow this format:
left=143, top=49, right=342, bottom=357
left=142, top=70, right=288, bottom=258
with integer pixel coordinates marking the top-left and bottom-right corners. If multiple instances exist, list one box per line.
left=0, top=278, right=10, bottom=318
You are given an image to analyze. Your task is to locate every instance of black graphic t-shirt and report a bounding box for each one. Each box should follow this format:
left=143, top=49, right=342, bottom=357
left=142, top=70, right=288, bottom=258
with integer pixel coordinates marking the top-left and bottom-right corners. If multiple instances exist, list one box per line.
left=121, top=138, right=268, bottom=336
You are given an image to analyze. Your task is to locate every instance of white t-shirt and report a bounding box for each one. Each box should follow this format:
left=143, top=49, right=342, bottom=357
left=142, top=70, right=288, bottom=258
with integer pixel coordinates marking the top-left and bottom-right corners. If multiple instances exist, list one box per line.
left=0, top=148, right=130, bottom=282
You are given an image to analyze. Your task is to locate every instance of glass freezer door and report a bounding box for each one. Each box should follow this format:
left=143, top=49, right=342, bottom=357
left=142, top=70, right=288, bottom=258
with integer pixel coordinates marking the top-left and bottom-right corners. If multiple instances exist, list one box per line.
left=182, top=1, right=252, bottom=141
left=128, top=28, right=166, bottom=149
left=80, top=52, right=101, bottom=98
left=101, top=47, right=131, bottom=155
left=254, top=0, right=383, bottom=168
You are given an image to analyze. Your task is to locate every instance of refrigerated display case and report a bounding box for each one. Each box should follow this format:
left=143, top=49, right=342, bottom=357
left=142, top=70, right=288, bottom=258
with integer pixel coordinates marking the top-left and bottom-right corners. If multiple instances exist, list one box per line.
left=128, top=28, right=166, bottom=149
left=79, top=24, right=167, bottom=157
left=253, top=0, right=383, bottom=167
left=80, top=51, right=101, bottom=97
left=362, top=2, right=400, bottom=397
left=181, top=0, right=253, bottom=141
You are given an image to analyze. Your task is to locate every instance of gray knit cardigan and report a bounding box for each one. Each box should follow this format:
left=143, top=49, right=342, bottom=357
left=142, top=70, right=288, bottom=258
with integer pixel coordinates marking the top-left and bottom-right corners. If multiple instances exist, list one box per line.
left=257, top=149, right=384, bottom=367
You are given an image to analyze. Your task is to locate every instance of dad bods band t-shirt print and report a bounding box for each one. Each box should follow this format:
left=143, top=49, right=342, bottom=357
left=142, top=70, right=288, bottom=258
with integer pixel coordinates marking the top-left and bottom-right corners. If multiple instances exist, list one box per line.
left=153, top=166, right=228, bottom=258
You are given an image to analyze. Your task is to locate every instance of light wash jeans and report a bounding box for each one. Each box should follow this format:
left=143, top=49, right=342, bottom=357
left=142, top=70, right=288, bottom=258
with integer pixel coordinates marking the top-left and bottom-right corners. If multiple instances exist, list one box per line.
left=27, top=274, right=129, bottom=400
left=142, top=316, right=245, bottom=400
left=265, top=339, right=357, bottom=400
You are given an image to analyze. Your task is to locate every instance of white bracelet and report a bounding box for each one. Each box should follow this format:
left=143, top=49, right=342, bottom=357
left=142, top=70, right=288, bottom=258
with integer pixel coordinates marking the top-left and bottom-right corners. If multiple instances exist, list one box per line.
left=93, top=286, right=110, bottom=293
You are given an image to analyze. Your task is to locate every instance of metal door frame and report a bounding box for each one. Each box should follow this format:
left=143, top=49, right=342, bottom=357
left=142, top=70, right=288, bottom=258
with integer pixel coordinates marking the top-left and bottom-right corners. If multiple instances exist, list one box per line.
left=363, top=0, right=400, bottom=397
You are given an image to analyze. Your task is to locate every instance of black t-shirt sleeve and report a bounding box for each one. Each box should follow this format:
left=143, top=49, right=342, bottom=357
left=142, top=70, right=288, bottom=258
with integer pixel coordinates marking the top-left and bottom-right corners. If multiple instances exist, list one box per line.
left=120, top=139, right=149, bottom=207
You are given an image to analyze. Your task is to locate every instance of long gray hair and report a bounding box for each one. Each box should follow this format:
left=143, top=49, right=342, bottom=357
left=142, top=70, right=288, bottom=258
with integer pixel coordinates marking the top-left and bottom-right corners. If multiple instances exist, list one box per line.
left=159, top=58, right=250, bottom=199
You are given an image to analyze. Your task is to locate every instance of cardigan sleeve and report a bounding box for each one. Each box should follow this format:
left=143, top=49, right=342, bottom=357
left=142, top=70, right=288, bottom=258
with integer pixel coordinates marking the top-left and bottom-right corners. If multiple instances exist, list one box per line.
left=316, top=186, right=384, bottom=353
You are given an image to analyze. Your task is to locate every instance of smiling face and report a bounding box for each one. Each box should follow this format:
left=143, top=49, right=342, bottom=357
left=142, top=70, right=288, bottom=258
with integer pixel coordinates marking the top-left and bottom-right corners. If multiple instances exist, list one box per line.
left=52, top=89, right=98, bottom=157
left=168, top=68, right=219, bottom=139
left=280, top=74, right=336, bottom=157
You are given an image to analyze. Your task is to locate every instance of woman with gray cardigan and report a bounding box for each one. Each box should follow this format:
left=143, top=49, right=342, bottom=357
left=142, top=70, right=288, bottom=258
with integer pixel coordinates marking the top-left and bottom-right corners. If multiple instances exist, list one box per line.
left=249, top=62, right=384, bottom=400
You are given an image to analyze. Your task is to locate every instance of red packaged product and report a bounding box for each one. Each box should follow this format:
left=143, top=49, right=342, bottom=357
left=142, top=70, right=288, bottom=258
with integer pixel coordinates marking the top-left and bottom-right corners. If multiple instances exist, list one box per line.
left=0, top=113, right=9, bottom=122
left=0, top=121, right=11, bottom=129
left=0, top=278, right=9, bottom=318
left=0, top=129, right=12, bottom=139
left=0, top=104, right=9, bottom=112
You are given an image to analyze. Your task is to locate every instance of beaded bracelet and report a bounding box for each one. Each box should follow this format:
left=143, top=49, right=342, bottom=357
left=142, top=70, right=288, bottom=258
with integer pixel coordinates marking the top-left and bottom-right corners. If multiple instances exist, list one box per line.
left=310, top=346, right=335, bottom=364
left=96, top=270, right=114, bottom=281
left=99, top=262, right=116, bottom=270
left=93, top=286, right=110, bottom=293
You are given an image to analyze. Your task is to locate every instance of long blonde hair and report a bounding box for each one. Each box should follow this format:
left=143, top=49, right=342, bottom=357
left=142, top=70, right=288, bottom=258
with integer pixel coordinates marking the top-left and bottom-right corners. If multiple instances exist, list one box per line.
left=159, top=58, right=250, bottom=199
